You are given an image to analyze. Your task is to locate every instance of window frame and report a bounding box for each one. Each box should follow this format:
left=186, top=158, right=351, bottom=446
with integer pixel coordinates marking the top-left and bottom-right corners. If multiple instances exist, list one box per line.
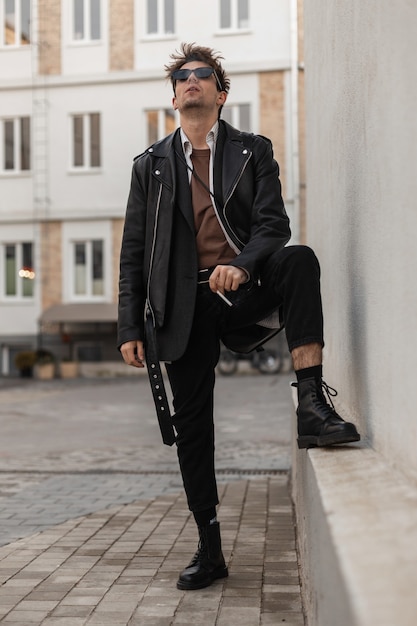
left=70, top=238, right=105, bottom=300
left=145, top=108, right=177, bottom=145
left=145, top=0, right=175, bottom=38
left=218, top=0, right=250, bottom=33
left=222, top=103, right=252, bottom=132
left=69, top=112, right=101, bottom=171
left=0, top=0, right=31, bottom=47
left=71, top=0, right=102, bottom=44
left=0, top=115, right=31, bottom=174
left=0, top=240, right=35, bottom=301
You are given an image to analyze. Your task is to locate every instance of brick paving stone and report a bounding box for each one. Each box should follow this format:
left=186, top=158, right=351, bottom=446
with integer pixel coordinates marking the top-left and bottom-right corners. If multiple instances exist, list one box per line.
left=217, top=606, right=261, bottom=625
left=172, top=611, right=218, bottom=625
left=41, top=616, right=87, bottom=626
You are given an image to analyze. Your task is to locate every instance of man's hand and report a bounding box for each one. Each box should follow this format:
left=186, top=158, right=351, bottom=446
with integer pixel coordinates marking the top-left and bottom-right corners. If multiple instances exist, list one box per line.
left=209, top=265, right=248, bottom=294
left=120, top=340, right=145, bottom=368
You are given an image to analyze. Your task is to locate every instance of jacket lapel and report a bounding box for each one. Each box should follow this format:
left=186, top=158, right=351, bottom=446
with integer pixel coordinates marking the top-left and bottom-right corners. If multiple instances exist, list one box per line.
left=215, top=121, right=252, bottom=207
left=150, top=130, right=195, bottom=233
left=172, top=132, right=195, bottom=232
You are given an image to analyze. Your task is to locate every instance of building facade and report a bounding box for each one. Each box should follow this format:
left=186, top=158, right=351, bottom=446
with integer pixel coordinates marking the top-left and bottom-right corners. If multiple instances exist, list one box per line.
left=0, top=0, right=303, bottom=375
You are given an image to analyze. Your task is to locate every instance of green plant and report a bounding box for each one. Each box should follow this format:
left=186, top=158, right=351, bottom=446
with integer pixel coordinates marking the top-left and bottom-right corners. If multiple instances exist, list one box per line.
left=35, top=349, right=55, bottom=365
left=14, top=351, right=36, bottom=371
left=61, top=355, right=76, bottom=363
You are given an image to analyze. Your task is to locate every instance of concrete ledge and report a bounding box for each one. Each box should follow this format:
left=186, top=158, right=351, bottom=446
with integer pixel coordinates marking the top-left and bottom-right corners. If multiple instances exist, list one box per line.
left=291, top=406, right=417, bottom=626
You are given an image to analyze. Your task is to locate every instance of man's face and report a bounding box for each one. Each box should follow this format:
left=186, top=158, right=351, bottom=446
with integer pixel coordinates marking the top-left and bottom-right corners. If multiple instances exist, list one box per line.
left=172, top=61, right=227, bottom=115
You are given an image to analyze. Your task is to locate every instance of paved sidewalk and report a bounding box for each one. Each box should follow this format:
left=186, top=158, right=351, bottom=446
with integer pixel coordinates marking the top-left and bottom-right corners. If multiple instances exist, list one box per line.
left=0, top=475, right=303, bottom=625
left=0, top=375, right=305, bottom=625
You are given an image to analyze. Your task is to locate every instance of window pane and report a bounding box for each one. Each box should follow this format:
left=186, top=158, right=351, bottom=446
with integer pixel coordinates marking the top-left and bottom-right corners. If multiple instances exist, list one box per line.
left=237, top=0, right=249, bottom=28
left=147, top=110, right=158, bottom=145
left=5, top=0, right=15, bottom=45
left=73, top=116, right=84, bottom=166
left=21, top=242, right=34, bottom=297
left=74, top=243, right=86, bottom=295
left=147, top=0, right=158, bottom=34
left=20, top=117, right=30, bottom=170
left=220, top=0, right=231, bottom=29
left=89, top=113, right=101, bottom=167
left=92, top=240, right=104, bottom=295
left=4, top=120, right=14, bottom=170
left=22, top=241, right=32, bottom=267
left=239, top=104, right=251, bottom=131
left=20, top=0, right=31, bottom=44
left=165, top=109, right=176, bottom=135
left=221, top=107, right=232, bottom=124
left=74, top=0, right=84, bottom=40
left=90, top=0, right=101, bottom=39
left=5, top=245, right=16, bottom=296
left=164, top=0, right=174, bottom=34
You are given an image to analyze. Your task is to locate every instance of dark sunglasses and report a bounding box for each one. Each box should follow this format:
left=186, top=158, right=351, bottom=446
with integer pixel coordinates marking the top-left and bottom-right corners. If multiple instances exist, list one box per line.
left=172, top=67, right=223, bottom=91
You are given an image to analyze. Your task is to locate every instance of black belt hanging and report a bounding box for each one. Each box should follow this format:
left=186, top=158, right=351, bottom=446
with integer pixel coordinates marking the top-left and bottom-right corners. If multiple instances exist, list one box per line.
left=144, top=314, right=176, bottom=446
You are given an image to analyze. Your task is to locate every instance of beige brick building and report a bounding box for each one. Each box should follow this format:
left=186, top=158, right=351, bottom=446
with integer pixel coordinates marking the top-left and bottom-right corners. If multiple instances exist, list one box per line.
left=0, top=0, right=305, bottom=376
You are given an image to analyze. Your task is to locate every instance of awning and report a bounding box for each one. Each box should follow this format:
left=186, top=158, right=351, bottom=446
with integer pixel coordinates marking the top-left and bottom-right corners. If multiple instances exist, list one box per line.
left=39, top=302, right=117, bottom=324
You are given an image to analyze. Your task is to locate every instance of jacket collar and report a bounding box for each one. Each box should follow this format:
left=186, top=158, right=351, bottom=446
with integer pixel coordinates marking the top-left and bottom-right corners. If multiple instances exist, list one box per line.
left=145, top=120, right=246, bottom=158
left=145, top=128, right=180, bottom=158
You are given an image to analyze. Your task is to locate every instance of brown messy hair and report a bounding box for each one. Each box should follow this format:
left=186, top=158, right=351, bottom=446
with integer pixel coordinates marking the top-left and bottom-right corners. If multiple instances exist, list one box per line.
left=165, top=42, right=230, bottom=95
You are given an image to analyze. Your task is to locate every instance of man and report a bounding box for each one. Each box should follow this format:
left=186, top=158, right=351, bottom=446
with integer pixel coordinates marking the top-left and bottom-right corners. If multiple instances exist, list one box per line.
left=118, top=43, right=360, bottom=591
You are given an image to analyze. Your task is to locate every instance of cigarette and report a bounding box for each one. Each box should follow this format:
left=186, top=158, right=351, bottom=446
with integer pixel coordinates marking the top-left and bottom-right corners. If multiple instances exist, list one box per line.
left=216, top=290, right=233, bottom=307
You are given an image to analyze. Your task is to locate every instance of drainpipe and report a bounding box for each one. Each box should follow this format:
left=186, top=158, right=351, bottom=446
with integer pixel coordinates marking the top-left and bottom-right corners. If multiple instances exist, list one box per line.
left=289, top=0, right=300, bottom=243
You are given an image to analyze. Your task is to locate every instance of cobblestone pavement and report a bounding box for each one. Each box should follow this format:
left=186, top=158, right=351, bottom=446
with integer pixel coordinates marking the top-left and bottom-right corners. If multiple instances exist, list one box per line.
left=0, top=371, right=305, bottom=625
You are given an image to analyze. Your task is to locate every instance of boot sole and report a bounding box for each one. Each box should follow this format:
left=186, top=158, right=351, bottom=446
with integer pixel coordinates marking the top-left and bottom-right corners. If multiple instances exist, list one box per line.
left=298, top=432, right=361, bottom=449
left=176, top=566, right=229, bottom=590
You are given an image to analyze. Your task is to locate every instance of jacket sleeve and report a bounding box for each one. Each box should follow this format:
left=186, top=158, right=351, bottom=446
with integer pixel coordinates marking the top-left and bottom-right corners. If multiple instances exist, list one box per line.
left=229, top=135, right=291, bottom=279
left=117, top=159, right=147, bottom=349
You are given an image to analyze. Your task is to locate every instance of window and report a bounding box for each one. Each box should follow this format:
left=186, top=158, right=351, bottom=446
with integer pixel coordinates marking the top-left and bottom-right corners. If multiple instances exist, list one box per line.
left=2, top=242, right=34, bottom=298
left=1, top=116, right=30, bottom=172
left=73, top=240, right=104, bottom=297
left=71, top=113, right=101, bottom=169
left=73, top=0, right=101, bottom=41
left=146, top=0, right=175, bottom=36
left=1, top=0, right=31, bottom=46
left=146, top=109, right=176, bottom=144
left=222, top=104, right=251, bottom=132
left=220, top=0, right=249, bottom=30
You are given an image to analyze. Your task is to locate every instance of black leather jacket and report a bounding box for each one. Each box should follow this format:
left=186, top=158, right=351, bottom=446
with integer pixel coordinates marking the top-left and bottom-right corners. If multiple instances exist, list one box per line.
left=118, top=120, right=291, bottom=360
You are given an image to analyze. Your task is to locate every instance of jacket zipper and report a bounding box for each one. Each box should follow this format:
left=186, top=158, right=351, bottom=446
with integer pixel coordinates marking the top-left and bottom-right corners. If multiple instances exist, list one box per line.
left=221, top=151, right=253, bottom=249
left=146, top=181, right=163, bottom=326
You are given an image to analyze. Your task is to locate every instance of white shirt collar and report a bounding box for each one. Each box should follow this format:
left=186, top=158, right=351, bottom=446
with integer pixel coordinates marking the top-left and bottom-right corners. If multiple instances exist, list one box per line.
left=180, top=121, right=219, bottom=156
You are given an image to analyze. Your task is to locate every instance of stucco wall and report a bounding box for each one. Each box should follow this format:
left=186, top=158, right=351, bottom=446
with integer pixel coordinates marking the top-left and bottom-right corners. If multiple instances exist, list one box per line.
left=303, top=0, right=417, bottom=483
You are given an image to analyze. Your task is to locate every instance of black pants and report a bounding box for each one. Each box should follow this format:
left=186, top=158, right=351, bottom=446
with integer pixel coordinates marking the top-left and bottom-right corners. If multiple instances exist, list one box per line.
left=165, top=245, right=323, bottom=513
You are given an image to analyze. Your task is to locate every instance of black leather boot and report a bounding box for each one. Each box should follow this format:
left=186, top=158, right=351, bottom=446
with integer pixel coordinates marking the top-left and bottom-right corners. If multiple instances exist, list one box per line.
left=293, top=377, right=360, bottom=449
left=176, top=521, right=228, bottom=590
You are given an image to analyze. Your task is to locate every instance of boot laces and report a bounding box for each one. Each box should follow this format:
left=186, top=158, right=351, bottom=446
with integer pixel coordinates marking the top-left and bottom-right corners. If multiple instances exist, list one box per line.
left=321, top=380, right=338, bottom=410
left=292, top=378, right=338, bottom=410
left=190, top=531, right=208, bottom=565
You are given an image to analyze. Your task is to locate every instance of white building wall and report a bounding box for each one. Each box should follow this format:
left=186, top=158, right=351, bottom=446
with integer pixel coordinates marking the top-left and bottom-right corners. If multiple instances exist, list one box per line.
left=303, top=0, right=417, bottom=486
left=0, top=48, right=32, bottom=80
left=293, top=7, right=417, bottom=623
left=135, top=0, right=291, bottom=72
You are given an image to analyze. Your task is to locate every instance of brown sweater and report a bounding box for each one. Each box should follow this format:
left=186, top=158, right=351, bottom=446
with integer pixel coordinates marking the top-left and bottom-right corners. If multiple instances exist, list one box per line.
left=190, top=148, right=236, bottom=270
